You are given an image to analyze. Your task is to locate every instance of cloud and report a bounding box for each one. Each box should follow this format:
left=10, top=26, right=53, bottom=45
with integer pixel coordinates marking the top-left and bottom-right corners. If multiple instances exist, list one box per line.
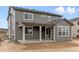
left=55, top=7, right=65, bottom=14
left=55, top=7, right=76, bottom=15
left=66, top=7, right=76, bottom=14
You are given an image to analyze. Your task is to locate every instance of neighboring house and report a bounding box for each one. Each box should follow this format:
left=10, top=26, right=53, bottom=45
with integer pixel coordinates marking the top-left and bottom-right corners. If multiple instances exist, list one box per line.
left=70, top=18, right=79, bottom=38
left=0, top=28, right=8, bottom=40
left=7, top=6, right=73, bottom=43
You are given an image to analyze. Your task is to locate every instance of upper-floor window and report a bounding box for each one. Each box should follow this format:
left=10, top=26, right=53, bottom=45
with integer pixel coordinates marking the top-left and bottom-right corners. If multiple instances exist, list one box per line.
left=48, top=16, right=51, bottom=21
left=58, top=26, right=69, bottom=37
left=24, top=12, right=33, bottom=20
left=77, top=22, right=79, bottom=25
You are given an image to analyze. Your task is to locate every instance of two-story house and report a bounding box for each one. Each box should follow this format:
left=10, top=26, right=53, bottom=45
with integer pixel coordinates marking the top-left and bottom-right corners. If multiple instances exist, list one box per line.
left=7, top=6, right=73, bottom=43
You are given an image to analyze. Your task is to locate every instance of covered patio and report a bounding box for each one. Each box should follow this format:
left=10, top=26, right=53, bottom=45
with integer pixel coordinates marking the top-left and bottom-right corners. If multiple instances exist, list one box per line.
left=17, top=20, right=56, bottom=43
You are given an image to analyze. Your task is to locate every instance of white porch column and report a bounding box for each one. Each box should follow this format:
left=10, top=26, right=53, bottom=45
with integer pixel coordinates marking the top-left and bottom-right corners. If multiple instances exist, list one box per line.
left=39, top=26, right=42, bottom=42
left=53, top=26, right=56, bottom=41
left=22, top=25, right=25, bottom=42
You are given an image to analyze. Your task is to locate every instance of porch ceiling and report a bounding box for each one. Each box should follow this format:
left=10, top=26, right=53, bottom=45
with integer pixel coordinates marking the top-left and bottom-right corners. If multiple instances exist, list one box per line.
left=17, top=20, right=54, bottom=26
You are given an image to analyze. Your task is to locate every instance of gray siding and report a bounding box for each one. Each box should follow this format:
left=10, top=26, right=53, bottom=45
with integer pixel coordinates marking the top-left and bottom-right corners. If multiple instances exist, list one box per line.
left=9, top=15, right=14, bottom=40
left=55, top=20, right=71, bottom=41
left=15, top=23, right=22, bottom=40
left=15, top=10, right=61, bottom=23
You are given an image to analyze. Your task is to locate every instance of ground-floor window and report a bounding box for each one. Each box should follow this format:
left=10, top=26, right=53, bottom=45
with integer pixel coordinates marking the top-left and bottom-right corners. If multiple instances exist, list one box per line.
left=58, top=26, right=69, bottom=37
left=25, top=26, right=33, bottom=35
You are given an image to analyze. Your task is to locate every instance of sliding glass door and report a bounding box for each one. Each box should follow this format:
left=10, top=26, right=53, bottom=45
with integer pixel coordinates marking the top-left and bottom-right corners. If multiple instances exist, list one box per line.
left=46, top=27, right=51, bottom=39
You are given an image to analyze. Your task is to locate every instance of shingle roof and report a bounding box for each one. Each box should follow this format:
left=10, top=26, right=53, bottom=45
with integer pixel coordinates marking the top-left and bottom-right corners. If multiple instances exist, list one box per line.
left=12, top=6, right=62, bottom=17
left=17, top=18, right=73, bottom=26
left=49, top=18, right=74, bottom=25
left=70, top=17, right=79, bottom=22
left=16, top=20, right=54, bottom=26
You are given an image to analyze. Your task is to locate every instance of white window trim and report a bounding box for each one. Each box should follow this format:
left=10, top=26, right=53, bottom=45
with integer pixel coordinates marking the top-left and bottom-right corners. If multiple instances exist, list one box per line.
left=23, top=12, right=33, bottom=20
left=58, top=25, right=70, bottom=37
left=25, top=26, right=33, bottom=35
left=48, top=16, right=51, bottom=21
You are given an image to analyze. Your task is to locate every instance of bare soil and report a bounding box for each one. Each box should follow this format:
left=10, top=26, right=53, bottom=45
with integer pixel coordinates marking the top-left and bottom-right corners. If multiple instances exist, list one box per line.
left=0, top=38, right=79, bottom=51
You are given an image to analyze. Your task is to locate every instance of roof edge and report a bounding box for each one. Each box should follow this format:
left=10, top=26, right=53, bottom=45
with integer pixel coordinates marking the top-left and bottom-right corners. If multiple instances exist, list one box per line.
left=64, top=18, right=74, bottom=26
left=12, top=6, right=62, bottom=17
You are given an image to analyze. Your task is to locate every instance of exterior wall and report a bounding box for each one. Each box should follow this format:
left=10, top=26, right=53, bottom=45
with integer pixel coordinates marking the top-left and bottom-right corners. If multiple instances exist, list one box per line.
left=71, top=22, right=79, bottom=37
left=15, top=23, right=22, bottom=40
left=8, top=7, right=16, bottom=41
left=55, top=20, right=72, bottom=41
left=8, top=15, right=14, bottom=40
left=15, top=10, right=61, bottom=23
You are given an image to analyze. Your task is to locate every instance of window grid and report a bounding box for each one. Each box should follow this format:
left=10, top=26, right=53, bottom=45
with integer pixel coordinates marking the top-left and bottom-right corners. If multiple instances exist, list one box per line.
left=48, top=16, right=51, bottom=21
left=24, top=12, right=33, bottom=20
left=58, top=26, right=69, bottom=37
left=25, top=26, right=33, bottom=35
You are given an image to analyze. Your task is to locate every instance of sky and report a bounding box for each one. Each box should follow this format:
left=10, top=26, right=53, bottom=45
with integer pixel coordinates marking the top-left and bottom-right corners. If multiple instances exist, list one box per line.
left=0, top=6, right=79, bottom=29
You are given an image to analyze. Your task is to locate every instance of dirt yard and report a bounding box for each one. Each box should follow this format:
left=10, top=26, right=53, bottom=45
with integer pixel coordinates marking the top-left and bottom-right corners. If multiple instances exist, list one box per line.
left=0, top=38, right=79, bottom=52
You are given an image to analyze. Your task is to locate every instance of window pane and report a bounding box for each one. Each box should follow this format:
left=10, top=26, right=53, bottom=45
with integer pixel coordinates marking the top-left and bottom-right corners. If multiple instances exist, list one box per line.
left=59, top=32, right=61, bottom=35
left=59, top=27, right=61, bottom=32
left=29, top=14, right=32, bottom=19
left=62, top=32, right=65, bottom=35
left=59, top=27, right=62, bottom=36
left=28, top=31, right=32, bottom=34
left=62, top=27, right=65, bottom=32
left=25, top=27, right=28, bottom=34
left=25, top=14, right=28, bottom=19
left=65, top=27, right=68, bottom=31
left=28, top=28, right=33, bottom=34
left=66, top=32, right=68, bottom=35
left=25, top=27, right=33, bottom=35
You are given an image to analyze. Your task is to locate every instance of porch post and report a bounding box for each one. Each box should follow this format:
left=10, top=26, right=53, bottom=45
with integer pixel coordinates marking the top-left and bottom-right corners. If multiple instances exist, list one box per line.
left=53, top=26, right=56, bottom=41
left=71, top=26, right=73, bottom=40
left=22, top=25, right=25, bottom=42
left=39, top=26, right=42, bottom=42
